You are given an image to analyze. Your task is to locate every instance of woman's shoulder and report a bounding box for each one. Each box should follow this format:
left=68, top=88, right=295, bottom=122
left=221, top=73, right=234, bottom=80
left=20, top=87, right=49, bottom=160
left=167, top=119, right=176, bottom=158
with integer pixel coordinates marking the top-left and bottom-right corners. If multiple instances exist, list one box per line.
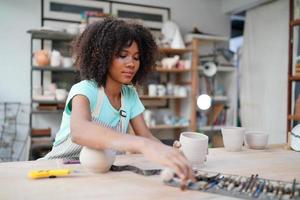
left=71, top=80, right=98, bottom=91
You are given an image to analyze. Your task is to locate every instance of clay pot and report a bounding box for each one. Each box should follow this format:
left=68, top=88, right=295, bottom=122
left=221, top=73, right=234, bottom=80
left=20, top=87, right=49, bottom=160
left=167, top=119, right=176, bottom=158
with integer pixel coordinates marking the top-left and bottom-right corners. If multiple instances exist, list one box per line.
left=34, top=50, right=50, bottom=66
left=79, top=147, right=116, bottom=173
left=221, top=127, right=245, bottom=151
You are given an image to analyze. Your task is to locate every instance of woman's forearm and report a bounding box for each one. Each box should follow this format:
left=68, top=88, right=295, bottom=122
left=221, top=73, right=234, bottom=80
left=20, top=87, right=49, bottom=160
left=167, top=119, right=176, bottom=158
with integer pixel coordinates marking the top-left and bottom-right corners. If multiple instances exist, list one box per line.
left=70, top=119, right=147, bottom=153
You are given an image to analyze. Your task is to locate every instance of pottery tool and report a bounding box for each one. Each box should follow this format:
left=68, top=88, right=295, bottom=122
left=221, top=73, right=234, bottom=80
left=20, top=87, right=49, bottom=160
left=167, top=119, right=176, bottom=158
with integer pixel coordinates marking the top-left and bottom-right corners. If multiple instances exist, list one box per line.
left=291, top=178, right=296, bottom=198
left=110, top=165, right=161, bottom=176
left=242, top=174, right=254, bottom=193
left=62, top=158, right=80, bottom=164
left=28, top=169, right=74, bottom=179
left=62, top=158, right=162, bottom=176
left=163, top=170, right=300, bottom=200
left=253, top=180, right=265, bottom=198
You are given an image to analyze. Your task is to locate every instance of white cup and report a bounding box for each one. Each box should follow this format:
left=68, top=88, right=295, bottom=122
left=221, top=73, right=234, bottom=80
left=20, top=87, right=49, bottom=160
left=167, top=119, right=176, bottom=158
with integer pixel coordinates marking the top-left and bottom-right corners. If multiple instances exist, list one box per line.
left=62, top=57, right=73, bottom=68
left=157, top=84, right=166, bottom=96
left=50, top=50, right=61, bottom=67
left=148, top=84, right=157, bottom=96
left=221, top=127, right=245, bottom=151
left=55, top=89, right=67, bottom=101
left=179, top=132, right=208, bottom=168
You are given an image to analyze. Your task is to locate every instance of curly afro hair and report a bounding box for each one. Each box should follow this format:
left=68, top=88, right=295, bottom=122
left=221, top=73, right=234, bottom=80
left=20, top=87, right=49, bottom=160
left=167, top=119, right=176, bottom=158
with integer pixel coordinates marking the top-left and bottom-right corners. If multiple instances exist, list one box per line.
left=73, top=17, right=158, bottom=87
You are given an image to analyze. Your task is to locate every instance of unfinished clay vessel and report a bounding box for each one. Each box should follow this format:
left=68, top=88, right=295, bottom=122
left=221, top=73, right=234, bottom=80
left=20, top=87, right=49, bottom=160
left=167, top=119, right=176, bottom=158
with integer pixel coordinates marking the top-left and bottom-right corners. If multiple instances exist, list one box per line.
left=221, top=127, right=245, bottom=151
left=79, top=147, right=116, bottom=173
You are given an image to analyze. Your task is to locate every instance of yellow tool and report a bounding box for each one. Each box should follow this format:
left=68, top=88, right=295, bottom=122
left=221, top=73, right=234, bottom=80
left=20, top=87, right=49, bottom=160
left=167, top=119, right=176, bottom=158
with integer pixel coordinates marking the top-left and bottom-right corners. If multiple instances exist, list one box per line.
left=28, top=169, right=72, bottom=179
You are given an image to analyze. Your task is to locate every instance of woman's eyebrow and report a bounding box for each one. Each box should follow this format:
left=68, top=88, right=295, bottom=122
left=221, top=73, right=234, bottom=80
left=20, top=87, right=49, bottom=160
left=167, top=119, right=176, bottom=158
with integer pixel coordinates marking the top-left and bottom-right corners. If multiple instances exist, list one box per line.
left=120, top=49, right=139, bottom=54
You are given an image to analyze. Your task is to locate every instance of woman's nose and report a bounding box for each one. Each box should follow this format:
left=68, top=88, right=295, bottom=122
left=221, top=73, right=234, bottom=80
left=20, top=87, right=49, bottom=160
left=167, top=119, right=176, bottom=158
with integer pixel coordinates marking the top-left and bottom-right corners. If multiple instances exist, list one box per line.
left=125, top=57, right=134, bottom=67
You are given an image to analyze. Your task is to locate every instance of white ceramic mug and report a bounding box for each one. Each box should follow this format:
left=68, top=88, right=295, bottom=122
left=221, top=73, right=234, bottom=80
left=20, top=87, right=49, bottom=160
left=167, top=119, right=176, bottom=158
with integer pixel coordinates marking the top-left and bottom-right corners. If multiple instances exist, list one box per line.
left=179, top=132, right=208, bottom=168
left=50, top=50, right=61, bottom=67
left=148, top=84, right=157, bottom=96
left=221, top=127, right=245, bottom=151
left=157, top=84, right=166, bottom=96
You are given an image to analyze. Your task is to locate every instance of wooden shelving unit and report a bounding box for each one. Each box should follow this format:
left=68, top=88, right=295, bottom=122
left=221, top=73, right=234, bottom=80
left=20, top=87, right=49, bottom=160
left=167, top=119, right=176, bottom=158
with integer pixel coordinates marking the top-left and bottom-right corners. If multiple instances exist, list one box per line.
left=155, top=67, right=190, bottom=73
left=139, top=46, right=197, bottom=139
left=28, top=29, right=79, bottom=159
left=185, top=34, right=238, bottom=139
left=159, top=48, right=193, bottom=54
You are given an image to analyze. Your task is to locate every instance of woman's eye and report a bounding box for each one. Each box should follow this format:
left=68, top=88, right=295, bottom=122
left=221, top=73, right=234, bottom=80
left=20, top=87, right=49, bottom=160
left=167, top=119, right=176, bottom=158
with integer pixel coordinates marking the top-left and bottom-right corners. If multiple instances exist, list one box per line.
left=119, top=54, right=127, bottom=58
left=134, top=56, right=140, bottom=61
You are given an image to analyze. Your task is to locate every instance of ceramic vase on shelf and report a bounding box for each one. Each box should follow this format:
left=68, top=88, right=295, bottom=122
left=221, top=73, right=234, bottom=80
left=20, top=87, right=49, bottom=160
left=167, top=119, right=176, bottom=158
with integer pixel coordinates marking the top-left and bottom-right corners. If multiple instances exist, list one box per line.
left=34, top=50, right=50, bottom=66
left=50, top=50, right=61, bottom=67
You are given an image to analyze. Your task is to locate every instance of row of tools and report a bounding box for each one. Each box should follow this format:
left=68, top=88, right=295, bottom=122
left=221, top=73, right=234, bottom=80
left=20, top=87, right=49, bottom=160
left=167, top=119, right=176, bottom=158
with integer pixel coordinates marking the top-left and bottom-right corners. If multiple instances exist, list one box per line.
left=163, top=170, right=300, bottom=200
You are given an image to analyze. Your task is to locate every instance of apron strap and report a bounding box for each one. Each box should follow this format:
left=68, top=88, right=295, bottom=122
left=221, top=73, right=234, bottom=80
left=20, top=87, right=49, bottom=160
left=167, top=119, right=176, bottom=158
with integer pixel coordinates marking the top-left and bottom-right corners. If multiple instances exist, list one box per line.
left=92, top=87, right=105, bottom=118
left=92, top=87, right=127, bottom=133
left=120, top=93, right=127, bottom=133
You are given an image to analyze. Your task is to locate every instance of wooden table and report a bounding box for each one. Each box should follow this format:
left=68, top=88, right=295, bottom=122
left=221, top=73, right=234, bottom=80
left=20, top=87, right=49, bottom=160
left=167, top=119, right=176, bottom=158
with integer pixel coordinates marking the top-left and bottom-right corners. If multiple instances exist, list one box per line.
left=0, top=145, right=299, bottom=200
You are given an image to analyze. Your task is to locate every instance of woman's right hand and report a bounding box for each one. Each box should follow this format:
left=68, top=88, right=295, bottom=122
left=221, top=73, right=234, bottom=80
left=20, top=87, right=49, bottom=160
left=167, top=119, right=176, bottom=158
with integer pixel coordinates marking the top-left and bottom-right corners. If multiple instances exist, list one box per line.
left=140, top=139, right=195, bottom=183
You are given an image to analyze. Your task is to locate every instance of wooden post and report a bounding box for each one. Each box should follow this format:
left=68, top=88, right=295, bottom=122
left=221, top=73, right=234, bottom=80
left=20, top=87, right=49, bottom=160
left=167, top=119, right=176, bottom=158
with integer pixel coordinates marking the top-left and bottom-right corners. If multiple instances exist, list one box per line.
left=190, top=38, right=199, bottom=131
left=287, top=0, right=294, bottom=142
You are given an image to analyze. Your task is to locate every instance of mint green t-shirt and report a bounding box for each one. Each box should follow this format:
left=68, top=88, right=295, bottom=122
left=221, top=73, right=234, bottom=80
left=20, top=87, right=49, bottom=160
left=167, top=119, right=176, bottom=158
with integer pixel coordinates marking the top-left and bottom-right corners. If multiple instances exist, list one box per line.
left=53, top=80, right=145, bottom=146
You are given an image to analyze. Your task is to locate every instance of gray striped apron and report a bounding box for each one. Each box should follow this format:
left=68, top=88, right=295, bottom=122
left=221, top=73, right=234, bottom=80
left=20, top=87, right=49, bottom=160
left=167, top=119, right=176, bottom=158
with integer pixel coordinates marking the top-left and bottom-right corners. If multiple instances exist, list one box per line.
left=41, top=87, right=127, bottom=160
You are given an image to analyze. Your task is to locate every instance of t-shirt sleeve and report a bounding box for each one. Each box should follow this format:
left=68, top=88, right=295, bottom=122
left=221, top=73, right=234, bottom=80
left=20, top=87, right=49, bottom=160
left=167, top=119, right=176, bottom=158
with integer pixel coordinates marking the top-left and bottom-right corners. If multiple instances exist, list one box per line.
left=128, top=87, right=145, bottom=119
left=65, top=81, right=97, bottom=115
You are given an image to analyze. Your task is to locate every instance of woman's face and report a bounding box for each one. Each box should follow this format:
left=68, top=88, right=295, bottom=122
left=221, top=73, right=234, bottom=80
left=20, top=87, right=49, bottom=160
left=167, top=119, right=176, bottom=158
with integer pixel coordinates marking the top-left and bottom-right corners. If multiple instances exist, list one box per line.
left=108, top=41, right=140, bottom=85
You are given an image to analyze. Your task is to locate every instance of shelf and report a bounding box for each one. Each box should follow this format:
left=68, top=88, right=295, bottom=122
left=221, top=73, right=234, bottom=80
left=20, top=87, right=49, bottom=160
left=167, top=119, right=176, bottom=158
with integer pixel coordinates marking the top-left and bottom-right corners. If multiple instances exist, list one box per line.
left=185, top=33, right=229, bottom=43
left=155, top=67, right=190, bottom=73
left=291, top=19, right=300, bottom=26
left=149, top=124, right=189, bottom=130
left=199, top=125, right=225, bottom=131
left=139, top=95, right=186, bottom=99
left=27, top=29, right=76, bottom=41
left=289, top=75, right=300, bottom=81
left=32, top=100, right=66, bottom=104
left=213, top=96, right=228, bottom=102
left=32, top=66, right=77, bottom=72
left=32, top=110, right=63, bottom=114
left=288, top=115, right=300, bottom=120
left=199, top=66, right=235, bottom=72
left=159, top=48, right=192, bottom=54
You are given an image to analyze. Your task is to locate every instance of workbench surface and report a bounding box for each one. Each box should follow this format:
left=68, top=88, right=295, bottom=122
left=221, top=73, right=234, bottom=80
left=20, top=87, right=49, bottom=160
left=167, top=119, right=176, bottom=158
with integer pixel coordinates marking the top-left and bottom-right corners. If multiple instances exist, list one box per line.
left=0, top=145, right=299, bottom=200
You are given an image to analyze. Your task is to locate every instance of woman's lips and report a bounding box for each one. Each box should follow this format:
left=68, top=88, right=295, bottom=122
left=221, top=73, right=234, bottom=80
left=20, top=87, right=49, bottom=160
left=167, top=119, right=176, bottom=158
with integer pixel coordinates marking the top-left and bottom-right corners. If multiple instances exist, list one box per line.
left=122, top=71, right=134, bottom=77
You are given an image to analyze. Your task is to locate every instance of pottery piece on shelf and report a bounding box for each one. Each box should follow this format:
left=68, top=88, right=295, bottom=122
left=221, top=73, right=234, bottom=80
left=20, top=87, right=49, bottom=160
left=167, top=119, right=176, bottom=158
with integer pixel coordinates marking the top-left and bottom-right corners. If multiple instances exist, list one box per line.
left=34, top=50, right=50, bottom=66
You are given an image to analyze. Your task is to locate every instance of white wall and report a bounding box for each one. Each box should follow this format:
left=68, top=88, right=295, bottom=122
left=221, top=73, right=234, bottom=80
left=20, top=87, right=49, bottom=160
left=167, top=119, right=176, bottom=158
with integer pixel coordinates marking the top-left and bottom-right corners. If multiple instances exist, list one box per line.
left=221, top=0, right=274, bottom=14
left=0, top=0, right=40, bottom=103
left=125, top=0, right=230, bottom=36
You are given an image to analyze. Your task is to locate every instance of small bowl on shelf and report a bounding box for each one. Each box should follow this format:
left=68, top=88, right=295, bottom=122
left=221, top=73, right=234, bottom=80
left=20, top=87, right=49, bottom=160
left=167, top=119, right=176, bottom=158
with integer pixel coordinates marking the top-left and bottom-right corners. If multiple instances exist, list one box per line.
left=244, top=131, right=269, bottom=150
